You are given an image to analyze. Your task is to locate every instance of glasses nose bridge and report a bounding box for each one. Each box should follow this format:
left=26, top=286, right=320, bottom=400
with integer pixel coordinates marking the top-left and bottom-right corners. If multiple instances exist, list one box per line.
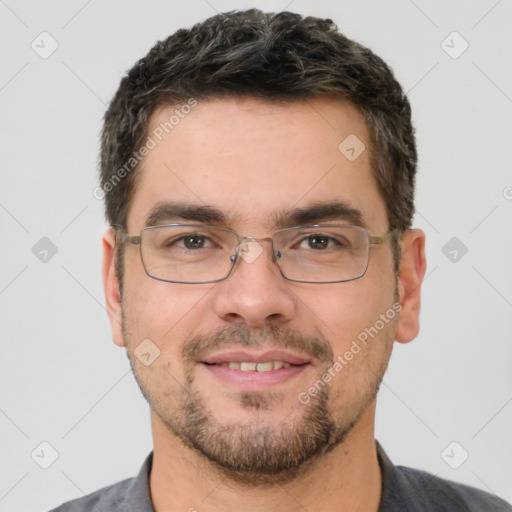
left=238, top=235, right=273, bottom=245
left=233, top=235, right=278, bottom=265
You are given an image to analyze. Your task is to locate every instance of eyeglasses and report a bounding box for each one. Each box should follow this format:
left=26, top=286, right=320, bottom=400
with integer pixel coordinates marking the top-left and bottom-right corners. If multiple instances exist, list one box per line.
left=119, top=224, right=398, bottom=284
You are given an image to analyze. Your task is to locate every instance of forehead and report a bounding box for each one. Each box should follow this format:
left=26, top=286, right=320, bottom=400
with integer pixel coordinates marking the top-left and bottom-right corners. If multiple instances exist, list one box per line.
left=127, top=96, right=388, bottom=233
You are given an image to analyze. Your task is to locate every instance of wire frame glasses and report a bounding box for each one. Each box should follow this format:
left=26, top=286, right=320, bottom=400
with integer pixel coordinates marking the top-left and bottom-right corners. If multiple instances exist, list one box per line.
left=119, top=223, right=397, bottom=284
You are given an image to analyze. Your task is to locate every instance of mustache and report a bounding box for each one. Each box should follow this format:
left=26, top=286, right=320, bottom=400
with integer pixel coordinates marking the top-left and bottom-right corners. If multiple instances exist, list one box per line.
left=182, top=324, right=334, bottom=365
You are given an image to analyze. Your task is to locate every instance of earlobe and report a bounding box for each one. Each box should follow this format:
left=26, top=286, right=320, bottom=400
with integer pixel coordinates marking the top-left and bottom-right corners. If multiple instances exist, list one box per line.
left=394, top=229, right=427, bottom=344
left=102, top=228, right=125, bottom=347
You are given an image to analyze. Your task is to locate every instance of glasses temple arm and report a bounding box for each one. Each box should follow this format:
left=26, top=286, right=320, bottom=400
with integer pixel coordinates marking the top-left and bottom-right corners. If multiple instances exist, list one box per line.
left=117, top=232, right=141, bottom=245
left=369, top=228, right=403, bottom=245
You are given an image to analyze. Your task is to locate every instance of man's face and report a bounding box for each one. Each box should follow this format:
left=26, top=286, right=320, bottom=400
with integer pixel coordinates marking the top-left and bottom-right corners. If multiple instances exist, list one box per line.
left=108, top=97, right=402, bottom=483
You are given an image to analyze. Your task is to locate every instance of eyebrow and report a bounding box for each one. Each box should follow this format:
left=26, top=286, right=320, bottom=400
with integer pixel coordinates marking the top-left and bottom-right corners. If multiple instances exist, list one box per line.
left=143, top=199, right=366, bottom=230
left=270, top=200, right=366, bottom=229
left=144, top=202, right=228, bottom=228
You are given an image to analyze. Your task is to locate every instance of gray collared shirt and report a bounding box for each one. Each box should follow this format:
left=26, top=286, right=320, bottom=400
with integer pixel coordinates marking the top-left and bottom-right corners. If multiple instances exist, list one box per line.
left=48, top=441, right=512, bottom=511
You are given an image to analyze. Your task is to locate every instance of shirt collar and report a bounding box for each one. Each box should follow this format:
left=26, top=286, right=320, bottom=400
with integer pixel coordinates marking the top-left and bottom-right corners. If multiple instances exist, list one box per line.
left=123, top=451, right=155, bottom=512
left=376, top=439, right=418, bottom=511
left=125, top=441, right=399, bottom=511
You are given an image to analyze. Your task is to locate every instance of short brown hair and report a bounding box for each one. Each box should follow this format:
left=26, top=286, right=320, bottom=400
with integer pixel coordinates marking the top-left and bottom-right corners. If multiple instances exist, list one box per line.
left=100, top=9, right=417, bottom=288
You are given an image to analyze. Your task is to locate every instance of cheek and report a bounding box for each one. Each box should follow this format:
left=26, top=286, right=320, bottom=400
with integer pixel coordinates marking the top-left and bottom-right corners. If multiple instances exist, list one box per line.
left=291, top=269, right=396, bottom=353
left=122, top=277, right=217, bottom=368
left=317, top=280, right=397, bottom=404
left=122, top=292, right=190, bottom=400
left=123, top=249, right=213, bottom=336
left=122, top=252, right=220, bottom=383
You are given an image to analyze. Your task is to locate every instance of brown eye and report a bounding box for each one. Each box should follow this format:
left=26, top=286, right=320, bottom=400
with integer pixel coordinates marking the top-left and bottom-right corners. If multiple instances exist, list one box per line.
left=306, top=235, right=330, bottom=249
left=183, top=234, right=207, bottom=249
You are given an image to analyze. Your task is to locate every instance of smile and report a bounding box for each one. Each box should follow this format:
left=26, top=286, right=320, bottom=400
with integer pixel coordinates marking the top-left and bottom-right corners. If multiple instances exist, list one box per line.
left=206, top=361, right=293, bottom=371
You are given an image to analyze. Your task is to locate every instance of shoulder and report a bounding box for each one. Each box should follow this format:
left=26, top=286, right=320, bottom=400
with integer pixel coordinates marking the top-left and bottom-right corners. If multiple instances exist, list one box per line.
left=377, top=442, right=511, bottom=511
left=386, top=463, right=512, bottom=511
left=47, top=477, right=133, bottom=512
left=47, top=452, right=154, bottom=512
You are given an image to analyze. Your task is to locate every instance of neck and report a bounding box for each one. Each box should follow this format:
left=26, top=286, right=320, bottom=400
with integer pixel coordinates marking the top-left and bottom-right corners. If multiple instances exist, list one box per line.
left=149, top=405, right=382, bottom=512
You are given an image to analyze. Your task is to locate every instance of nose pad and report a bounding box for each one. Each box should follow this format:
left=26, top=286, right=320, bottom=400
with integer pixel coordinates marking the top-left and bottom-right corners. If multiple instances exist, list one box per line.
left=237, top=239, right=264, bottom=264
left=229, top=238, right=281, bottom=267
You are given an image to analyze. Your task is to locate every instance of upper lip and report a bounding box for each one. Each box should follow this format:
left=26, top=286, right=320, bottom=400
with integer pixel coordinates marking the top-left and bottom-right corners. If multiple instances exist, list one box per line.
left=201, top=349, right=312, bottom=366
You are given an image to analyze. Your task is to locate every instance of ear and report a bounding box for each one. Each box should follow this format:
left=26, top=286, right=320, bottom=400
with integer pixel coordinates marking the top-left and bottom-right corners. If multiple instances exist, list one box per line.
left=102, top=228, right=125, bottom=347
left=395, top=229, right=427, bottom=344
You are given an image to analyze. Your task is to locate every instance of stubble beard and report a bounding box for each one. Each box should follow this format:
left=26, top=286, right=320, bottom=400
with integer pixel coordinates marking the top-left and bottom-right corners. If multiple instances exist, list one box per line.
left=124, top=319, right=394, bottom=486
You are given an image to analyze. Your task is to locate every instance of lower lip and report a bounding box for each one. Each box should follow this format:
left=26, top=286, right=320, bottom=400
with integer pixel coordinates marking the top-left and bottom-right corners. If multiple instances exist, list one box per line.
left=200, top=363, right=310, bottom=389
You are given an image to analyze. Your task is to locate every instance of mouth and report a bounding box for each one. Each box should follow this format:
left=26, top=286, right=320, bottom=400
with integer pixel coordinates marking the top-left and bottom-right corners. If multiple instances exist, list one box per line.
left=198, top=349, right=312, bottom=389
left=205, top=360, right=294, bottom=371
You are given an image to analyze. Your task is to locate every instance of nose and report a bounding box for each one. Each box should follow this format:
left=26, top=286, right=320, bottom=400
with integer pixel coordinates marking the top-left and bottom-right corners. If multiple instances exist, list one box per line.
left=211, top=239, right=296, bottom=328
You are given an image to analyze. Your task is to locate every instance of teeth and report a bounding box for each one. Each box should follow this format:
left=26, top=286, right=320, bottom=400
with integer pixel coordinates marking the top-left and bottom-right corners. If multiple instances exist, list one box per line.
left=256, top=361, right=274, bottom=372
left=217, top=361, right=292, bottom=371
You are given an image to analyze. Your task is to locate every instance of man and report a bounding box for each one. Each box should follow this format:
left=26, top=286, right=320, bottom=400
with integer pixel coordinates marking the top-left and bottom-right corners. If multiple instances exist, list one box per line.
left=50, top=8, right=511, bottom=512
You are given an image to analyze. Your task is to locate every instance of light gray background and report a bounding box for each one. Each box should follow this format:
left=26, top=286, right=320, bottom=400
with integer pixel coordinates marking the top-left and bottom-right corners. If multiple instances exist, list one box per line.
left=1, top=0, right=511, bottom=510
